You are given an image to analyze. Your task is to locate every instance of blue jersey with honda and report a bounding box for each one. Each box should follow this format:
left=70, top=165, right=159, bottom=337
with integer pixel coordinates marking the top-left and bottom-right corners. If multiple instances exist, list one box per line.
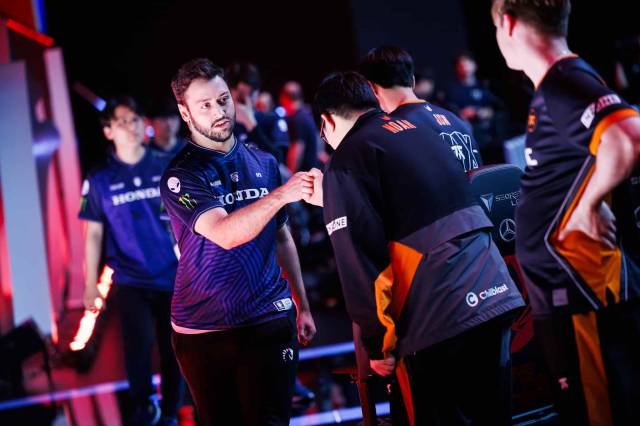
left=160, top=139, right=291, bottom=331
left=78, top=148, right=178, bottom=290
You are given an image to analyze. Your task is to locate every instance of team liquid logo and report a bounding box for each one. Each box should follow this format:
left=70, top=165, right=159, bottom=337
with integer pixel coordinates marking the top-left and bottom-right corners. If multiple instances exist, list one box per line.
left=282, top=348, right=295, bottom=363
left=466, top=283, right=510, bottom=308
left=230, top=172, right=239, bottom=182
left=167, top=177, right=181, bottom=193
left=439, top=131, right=480, bottom=172
left=499, top=218, right=516, bottom=242
left=178, top=193, right=197, bottom=210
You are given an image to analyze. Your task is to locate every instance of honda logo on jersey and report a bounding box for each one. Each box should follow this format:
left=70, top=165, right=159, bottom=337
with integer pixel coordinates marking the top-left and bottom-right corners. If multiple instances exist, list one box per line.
left=216, top=188, right=270, bottom=207
left=112, top=187, right=161, bottom=206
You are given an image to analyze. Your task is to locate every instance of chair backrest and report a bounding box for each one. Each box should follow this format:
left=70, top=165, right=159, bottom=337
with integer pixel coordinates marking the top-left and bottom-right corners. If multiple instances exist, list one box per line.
left=467, top=164, right=523, bottom=256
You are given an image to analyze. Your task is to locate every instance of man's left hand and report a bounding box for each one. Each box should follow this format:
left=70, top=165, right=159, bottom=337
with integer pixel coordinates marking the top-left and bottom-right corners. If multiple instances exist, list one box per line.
left=297, top=310, right=317, bottom=346
left=558, top=200, right=617, bottom=249
left=370, top=354, right=396, bottom=377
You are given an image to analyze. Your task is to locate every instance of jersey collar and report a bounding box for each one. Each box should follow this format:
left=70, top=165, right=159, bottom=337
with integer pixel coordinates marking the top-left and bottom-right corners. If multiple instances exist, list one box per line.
left=187, top=137, right=239, bottom=158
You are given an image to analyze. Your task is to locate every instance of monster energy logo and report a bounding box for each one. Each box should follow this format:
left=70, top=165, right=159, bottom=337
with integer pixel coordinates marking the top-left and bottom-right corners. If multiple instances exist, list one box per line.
left=179, top=193, right=197, bottom=210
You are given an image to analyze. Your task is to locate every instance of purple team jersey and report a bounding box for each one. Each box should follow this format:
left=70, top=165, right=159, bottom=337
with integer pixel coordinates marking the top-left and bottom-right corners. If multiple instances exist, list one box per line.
left=160, top=140, right=292, bottom=331
left=79, top=148, right=178, bottom=290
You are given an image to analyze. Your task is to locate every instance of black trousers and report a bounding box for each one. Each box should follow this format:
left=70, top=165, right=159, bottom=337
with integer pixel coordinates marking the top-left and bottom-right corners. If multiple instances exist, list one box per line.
left=114, top=285, right=184, bottom=417
left=172, top=312, right=298, bottom=426
left=391, top=315, right=514, bottom=426
left=535, top=300, right=640, bottom=426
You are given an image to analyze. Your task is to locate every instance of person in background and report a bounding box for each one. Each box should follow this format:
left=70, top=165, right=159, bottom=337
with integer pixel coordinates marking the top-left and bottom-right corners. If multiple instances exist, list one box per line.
left=279, top=81, right=323, bottom=172
left=81, top=96, right=184, bottom=426
left=444, top=52, right=506, bottom=163
left=493, top=0, right=640, bottom=423
left=226, top=62, right=290, bottom=163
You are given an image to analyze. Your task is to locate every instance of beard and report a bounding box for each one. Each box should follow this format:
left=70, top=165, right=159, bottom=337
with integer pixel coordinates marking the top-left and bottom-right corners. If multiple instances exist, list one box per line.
left=192, top=112, right=236, bottom=143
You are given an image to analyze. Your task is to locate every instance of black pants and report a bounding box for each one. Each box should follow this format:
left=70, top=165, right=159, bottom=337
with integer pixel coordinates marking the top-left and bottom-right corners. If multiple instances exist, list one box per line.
left=114, top=285, right=184, bottom=418
left=391, top=315, right=514, bottom=426
left=535, top=300, right=640, bottom=426
left=172, top=313, right=298, bottom=426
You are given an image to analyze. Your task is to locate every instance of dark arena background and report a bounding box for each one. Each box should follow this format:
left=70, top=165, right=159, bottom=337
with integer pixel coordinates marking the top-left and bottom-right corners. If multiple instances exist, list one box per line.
left=0, top=0, right=638, bottom=425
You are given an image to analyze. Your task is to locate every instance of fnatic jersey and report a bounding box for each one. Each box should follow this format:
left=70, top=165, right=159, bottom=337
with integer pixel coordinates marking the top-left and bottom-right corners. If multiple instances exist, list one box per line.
left=323, top=109, right=524, bottom=359
left=160, top=140, right=291, bottom=331
left=78, top=148, right=177, bottom=290
left=515, top=56, right=640, bottom=318
left=390, top=100, right=483, bottom=172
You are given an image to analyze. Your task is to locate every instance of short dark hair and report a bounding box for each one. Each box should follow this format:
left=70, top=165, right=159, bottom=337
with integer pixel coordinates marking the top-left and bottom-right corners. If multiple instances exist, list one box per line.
left=99, top=96, right=141, bottom=127
left=492, top=0, right=571, bottom=37
left=225, top=62, right=261, bottom=91
left=313, top=71, right=379, bottom=120
left=359, top=46, right=414, bottom=89
left=171, top=58, right=225, bottom=105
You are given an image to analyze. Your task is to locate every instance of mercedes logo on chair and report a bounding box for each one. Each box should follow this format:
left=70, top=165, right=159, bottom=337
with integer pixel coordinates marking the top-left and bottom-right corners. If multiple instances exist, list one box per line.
left=499, top=218, right=516, bottom=242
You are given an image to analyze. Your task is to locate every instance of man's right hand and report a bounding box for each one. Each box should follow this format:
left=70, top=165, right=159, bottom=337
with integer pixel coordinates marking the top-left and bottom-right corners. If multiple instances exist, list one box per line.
left=83, top=284, right=104, bottom=312
left=276, top=172, right=314, bottom=204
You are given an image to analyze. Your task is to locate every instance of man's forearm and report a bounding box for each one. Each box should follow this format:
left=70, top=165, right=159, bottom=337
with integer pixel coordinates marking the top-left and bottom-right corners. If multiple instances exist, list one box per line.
left=84, top=232, right=102, bottom=288
left=276, top=227, right=310, bottom=312
left=202, top=189, right=287, bottom=249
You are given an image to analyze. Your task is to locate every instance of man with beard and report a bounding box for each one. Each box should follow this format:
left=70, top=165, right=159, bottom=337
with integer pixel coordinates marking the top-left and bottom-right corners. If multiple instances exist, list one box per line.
left=160, top=58, right=316, bottom=426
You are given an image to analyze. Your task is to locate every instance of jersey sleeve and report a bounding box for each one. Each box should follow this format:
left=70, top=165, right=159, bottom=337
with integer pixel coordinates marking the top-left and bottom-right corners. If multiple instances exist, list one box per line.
left=78, top=175, right=104, bottom=222
left=160, top=168, right=225, bottom=234
left=545, top=69, right=639, bottom=155
left=323, top=168, right=395, bottom=360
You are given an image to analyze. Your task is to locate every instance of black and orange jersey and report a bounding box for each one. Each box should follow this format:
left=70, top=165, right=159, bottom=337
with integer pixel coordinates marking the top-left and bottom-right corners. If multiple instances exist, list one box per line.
left=515, top=55, right=640, bottom=318
left=391, top=100, right=483, bottom=173
left=322, top=109, right=524, bottom=360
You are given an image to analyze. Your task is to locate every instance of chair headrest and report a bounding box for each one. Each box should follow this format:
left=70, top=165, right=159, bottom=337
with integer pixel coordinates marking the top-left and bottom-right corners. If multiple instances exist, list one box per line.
left=467, top=164, right=523, bottom=256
